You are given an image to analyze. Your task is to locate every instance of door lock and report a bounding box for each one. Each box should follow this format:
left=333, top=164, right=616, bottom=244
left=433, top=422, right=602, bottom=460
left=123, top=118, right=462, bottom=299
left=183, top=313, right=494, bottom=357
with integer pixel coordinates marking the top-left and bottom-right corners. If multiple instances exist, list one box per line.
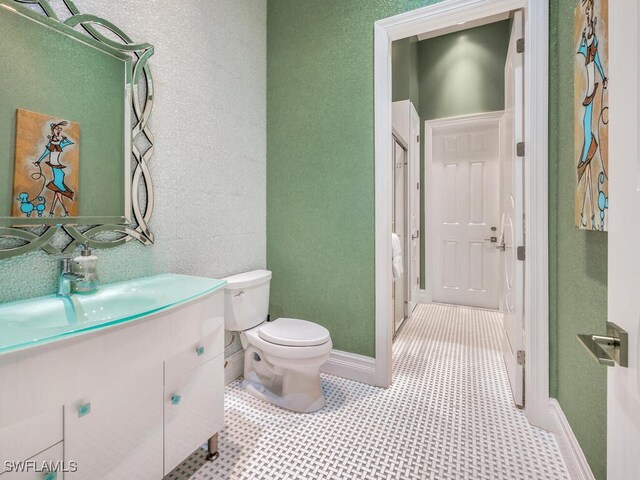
left=484, top=236, right=498, bottom=243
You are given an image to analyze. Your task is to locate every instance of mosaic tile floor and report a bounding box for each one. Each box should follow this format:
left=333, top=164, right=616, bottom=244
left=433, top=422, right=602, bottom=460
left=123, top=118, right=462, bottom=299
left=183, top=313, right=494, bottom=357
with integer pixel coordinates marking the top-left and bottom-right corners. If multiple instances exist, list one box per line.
left=166, top=303, right=569, bottom=480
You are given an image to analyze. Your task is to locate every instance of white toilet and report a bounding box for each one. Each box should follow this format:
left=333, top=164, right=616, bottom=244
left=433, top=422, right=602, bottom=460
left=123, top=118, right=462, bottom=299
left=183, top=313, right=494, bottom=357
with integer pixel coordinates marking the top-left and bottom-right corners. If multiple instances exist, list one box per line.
left=223, top=269, right=332, bottom=413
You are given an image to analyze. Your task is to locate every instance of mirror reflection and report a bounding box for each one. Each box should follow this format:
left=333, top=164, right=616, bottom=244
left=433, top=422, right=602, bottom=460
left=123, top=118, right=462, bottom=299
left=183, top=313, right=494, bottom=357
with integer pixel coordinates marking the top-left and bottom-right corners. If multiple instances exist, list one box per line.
left=0, top=3, right=132, bottom=226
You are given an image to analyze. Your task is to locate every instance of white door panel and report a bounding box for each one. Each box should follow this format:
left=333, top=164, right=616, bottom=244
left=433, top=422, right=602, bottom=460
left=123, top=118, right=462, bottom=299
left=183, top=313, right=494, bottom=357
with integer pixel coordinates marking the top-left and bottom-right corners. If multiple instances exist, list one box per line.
left=429, top=116, right=502, bottom=310
left=393, top=100, right=421, bottom=318
left=608, top=3, right=640, bottom=478
left=501, top=10, right=525, bottom=408
left=393, top=138, right=407, bottom=334
left=409, top=104, right=421, bottom=311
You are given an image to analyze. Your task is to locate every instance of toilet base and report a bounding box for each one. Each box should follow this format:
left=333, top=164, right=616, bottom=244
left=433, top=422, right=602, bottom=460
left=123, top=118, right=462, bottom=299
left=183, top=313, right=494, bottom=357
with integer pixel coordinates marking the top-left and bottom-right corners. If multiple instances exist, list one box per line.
left=243, top=370, right=326, bottom=413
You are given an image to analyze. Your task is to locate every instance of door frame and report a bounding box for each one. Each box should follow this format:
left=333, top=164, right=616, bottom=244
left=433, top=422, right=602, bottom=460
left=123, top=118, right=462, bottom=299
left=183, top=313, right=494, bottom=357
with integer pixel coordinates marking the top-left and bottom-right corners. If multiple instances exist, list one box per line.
left=424, top=111, right=505, bottom=308
left=373, top=0, right=552, bottom=429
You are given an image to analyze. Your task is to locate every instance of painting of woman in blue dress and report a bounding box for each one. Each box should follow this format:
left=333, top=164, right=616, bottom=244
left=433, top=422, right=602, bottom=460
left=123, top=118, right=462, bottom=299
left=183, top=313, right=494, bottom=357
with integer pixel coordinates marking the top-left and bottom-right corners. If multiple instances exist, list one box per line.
left=11, top=109, right=80, bottom=220
left=575, top=0, right=609, bottom=231
left=34, top=121, right=76, bottom=217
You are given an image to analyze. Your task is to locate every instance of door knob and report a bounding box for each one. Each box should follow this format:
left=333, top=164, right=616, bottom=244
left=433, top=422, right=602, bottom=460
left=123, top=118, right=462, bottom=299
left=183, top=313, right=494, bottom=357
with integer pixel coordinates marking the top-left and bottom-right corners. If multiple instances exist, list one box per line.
left=577, top=321, right=628, bottom=367
left=411, top=231, right=420, bottom=239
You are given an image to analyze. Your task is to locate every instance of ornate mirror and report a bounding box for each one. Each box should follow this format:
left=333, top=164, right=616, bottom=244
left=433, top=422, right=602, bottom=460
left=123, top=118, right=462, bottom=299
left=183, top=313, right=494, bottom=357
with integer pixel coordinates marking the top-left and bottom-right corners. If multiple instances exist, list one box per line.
left=0, top=0, right=154, bottom=259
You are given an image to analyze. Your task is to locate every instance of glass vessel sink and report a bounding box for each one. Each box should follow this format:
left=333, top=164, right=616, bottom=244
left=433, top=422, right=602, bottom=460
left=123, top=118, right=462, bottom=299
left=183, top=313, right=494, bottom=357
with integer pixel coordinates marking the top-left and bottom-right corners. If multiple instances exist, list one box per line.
left=0, top=274, right=226, bottom=355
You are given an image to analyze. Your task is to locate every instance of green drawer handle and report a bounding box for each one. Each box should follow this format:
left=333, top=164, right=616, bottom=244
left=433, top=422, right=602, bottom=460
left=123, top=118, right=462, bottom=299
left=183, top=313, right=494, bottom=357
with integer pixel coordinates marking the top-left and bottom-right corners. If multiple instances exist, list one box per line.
left=171, top=394, right=181, bottom=405
left=43, top=472, right=57, bottom=480
left=196, top=346, right=205, bottom=356
left=77, top=402, right=91, bottom=417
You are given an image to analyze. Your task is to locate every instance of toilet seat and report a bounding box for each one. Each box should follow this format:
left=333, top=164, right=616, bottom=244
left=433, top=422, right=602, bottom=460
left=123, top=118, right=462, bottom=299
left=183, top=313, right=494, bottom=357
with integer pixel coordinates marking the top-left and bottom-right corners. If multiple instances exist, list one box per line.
left=258, top=318, right=330, bottom=347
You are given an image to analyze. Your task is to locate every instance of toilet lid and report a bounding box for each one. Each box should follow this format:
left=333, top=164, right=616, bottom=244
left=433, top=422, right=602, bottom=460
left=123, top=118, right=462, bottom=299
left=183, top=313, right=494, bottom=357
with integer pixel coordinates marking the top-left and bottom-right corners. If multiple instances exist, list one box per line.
left=258, top=318, right=330, bottom=347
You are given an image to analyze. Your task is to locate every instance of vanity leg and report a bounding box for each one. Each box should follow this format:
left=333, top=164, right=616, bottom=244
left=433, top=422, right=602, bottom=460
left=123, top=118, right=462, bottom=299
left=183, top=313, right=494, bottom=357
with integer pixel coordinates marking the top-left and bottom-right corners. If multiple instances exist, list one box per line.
left=206, top=433, right=219, bottom=461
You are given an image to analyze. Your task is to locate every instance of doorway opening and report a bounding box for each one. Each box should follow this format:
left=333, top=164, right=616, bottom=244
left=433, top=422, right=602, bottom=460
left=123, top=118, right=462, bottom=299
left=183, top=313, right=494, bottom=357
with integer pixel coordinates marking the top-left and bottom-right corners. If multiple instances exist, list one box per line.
left=374, top=0, right=551, bottom=430
left=390, top=11, right=524, bottom=407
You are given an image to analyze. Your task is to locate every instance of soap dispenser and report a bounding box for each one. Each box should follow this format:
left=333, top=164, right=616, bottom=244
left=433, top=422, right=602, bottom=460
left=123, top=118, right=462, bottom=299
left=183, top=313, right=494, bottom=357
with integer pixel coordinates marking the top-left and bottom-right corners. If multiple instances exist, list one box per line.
left=72, top=243, right=99, bottom=293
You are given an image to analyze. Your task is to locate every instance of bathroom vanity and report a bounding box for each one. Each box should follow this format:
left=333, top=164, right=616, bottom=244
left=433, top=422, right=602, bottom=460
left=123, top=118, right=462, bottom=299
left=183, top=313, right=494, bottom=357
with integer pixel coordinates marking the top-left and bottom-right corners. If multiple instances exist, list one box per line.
left=0, top=274, right=226, bottom=479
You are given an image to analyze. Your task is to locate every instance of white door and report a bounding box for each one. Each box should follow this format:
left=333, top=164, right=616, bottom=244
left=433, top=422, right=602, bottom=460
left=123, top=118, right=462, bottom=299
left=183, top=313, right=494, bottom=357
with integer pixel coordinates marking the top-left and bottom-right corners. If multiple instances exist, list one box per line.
left=608, top=3, right=640, bottom=477
left=428, top=113, right=502, bottom=309
left=393, top=137, right=408, bottom=333
left=500, top=10, right=525, bottom=408
left=409, top=104, right=421, bottom=311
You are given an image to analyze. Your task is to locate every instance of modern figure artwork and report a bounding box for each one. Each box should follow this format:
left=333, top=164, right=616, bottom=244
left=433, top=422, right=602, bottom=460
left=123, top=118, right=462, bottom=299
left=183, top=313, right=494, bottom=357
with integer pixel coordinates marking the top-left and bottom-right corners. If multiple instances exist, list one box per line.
left=11, top=109, right=80, bottom=219
left=574, top=0, right=609, bottom=231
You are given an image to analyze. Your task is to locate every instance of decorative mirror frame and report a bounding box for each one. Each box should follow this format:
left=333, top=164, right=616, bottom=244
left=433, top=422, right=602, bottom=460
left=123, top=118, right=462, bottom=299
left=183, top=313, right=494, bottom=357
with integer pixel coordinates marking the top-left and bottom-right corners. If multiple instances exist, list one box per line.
left=0, top=0, right=154, bottom=259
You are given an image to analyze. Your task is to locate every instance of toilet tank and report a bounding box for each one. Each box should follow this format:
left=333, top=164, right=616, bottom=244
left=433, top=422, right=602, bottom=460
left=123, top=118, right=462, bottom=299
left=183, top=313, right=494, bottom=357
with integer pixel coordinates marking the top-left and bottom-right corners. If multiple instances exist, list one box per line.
left=223, top=270, right=272, bottom=331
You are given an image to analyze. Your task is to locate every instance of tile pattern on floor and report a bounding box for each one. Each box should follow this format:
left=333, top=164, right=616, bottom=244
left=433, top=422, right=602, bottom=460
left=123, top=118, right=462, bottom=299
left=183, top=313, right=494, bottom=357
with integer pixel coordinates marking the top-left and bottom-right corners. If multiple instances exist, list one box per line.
left=166, top=303, right=569, bottom=480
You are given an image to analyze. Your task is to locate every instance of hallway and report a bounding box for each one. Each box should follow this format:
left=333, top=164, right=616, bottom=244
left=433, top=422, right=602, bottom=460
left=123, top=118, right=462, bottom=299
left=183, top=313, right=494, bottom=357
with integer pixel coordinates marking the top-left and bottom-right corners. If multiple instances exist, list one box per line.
left=168, top=304, right=569, bottom=479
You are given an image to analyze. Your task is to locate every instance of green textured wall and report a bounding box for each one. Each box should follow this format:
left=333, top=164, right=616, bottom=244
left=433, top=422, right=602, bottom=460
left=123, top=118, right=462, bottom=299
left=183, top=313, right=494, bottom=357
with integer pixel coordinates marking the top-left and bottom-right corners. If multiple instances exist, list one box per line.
left=392, top=36, right=420, bottom=107
left=418, top=21, right=510, bottom=121
left=417, top=21, right=510, bottom=288
left=267, top=0, right=440, bottom=357
left=0, top=5, right=126, bottom=219
left=549, top=1, right=607, bottom=478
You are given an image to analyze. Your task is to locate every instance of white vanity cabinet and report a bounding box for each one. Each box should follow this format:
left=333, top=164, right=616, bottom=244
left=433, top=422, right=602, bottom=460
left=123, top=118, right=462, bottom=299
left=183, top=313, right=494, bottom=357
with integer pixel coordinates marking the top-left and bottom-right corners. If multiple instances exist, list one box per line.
left=0, top=408, right=63, bottom=477
left=63, top=364, right=164, bottom=480
left=164, top=356, right=224, bottom=473
left=1, top=442, right=63, bottom=480
left=0, top=285, right=225, bottom=480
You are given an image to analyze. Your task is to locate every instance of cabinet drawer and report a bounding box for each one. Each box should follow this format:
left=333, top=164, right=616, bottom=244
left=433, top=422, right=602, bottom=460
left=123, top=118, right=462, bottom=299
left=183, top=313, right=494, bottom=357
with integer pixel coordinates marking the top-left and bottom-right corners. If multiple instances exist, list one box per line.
left=164, top=354, right=224, bottom=475
left=165, top=311, right=224, bottom=382
left=0, top=408, right=62, bottom=473
left=64, top=365, right=163, bottom=480
left=1, top=441, right=63, bottom=479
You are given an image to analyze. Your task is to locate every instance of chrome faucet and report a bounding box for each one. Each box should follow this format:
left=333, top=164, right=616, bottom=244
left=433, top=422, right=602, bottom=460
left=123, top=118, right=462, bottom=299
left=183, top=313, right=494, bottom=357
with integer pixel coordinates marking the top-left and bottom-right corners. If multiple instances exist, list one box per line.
left=57, top=257, right=84, bottom=297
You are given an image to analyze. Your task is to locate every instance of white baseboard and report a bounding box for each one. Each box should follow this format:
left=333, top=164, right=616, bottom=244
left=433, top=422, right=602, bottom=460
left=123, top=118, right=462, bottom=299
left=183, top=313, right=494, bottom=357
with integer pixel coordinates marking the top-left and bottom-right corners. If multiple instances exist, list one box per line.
left=548, top=399, right=596, bottom=480
left=321, top=349, right=377, bottom=385
left=224, top=349, right=244, bottom=386
left=225, top=348, right=376, bottom=387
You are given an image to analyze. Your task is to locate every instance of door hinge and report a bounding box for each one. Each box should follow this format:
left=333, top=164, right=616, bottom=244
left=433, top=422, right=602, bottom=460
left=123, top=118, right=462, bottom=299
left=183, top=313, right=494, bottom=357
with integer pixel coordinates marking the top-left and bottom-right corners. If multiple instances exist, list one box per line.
left=417, top=182, right=420, bottom=190
left=417, top=276, right=420, bottom=285
left=417, top=134, right=420, bottom=143
left=517, top=350, right=526, bottom=366
left=517, top=246, right=525, bottom=261
left=516, top=142, right=525, bottom=157
left=516, top=38, right=525, bottom=54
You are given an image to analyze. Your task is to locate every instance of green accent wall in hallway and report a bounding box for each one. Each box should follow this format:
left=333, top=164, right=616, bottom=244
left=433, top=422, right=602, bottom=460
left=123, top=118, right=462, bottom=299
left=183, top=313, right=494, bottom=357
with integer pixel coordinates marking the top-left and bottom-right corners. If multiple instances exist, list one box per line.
left=392, top=36, right=420, bottom=107
left=549, top=1, right=607, bottom=478
left=417, top=21, right=510, bottom=121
